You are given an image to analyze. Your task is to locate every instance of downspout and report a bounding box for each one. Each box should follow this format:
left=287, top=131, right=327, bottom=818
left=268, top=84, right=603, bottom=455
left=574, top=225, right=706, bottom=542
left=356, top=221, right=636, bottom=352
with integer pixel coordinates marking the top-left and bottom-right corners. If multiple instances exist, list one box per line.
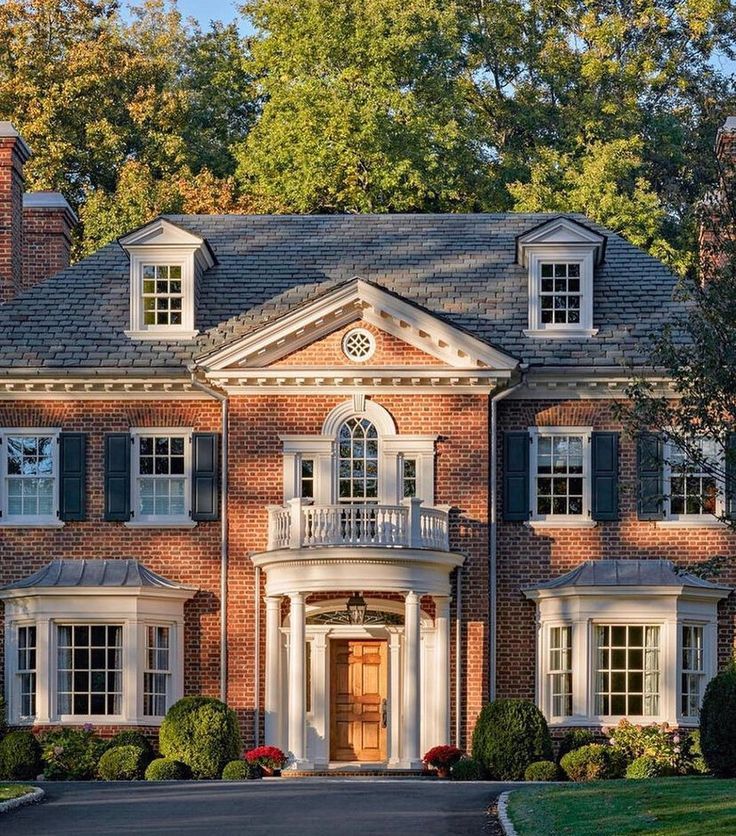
left=454, top=566, right=462, bottom=748
left=489, top=370, right=526, bottom=702
left=190, top=374, right=229, bottom=704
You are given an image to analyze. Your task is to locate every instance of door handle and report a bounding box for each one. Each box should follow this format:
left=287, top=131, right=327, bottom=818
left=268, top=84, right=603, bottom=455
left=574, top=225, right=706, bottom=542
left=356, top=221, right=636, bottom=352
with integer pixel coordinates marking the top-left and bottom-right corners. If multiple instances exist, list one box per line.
left=381, top=698, right=388, bottom=728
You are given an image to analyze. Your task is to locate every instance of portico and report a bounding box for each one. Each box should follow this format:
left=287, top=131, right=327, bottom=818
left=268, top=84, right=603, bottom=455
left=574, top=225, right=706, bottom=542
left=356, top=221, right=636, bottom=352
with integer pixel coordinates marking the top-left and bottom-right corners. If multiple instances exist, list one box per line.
left=251, top=546, right=463, bottom=770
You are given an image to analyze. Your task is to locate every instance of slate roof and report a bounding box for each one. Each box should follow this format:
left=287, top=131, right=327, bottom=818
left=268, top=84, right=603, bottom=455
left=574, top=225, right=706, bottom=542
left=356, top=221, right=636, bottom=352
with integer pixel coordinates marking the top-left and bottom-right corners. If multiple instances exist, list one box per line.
left=0, top=213, right=685, bottom=371
left=525, top=559, right=731, bottom=592
left=1, top=558, right=192, bottom=590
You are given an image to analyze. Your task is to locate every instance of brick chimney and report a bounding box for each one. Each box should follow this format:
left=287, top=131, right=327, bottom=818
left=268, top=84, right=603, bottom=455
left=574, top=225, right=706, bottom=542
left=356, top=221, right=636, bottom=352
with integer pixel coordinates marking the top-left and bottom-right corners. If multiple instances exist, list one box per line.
left=716, top=116, right=736, bottom=170
left=0, top=121, right=31, bottom=303
left=22, top=192, right=77, bottom=292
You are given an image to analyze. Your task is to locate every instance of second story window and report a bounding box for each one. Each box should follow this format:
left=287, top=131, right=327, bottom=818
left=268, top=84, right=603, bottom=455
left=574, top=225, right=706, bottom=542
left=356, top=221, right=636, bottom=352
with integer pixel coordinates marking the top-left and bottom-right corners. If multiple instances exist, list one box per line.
left=665, top=438, right=721, bottom=519
left=131, top=431, right=191, bottom=524
left=142, top=265, right=183, bottom=327
left=402, top=457, right=417, bottom=498
left=530, top=428, right=591, bottom=521
left=300, top=458, right=315, bottom=499
left=1, top=430, right=59, bottom=524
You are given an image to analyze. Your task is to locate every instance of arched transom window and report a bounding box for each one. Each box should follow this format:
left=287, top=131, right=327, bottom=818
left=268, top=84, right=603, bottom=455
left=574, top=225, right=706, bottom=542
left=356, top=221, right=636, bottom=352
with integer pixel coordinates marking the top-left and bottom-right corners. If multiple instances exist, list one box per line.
left=338, top=418, right=378, bottom=503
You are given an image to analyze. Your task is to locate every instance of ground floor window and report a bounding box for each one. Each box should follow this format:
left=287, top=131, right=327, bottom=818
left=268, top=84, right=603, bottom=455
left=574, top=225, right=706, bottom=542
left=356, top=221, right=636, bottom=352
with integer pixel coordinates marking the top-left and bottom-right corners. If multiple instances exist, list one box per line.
left=549, top=626, right=572, bottom=718
left=17, top=625, right=36, bottom=719
left=594, top=625, right=660, bottom=717
left=681, top=624, right=704, bottom=717
left=57, top=625, right=123, bottom=716
left=144, top=626, right=171, bottom=717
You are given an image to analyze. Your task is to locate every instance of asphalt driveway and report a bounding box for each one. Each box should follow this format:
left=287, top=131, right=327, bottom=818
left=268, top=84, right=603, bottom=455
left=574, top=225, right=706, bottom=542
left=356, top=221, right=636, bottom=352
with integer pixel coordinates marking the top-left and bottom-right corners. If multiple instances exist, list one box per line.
left=2, top=778, right=510, bottom=835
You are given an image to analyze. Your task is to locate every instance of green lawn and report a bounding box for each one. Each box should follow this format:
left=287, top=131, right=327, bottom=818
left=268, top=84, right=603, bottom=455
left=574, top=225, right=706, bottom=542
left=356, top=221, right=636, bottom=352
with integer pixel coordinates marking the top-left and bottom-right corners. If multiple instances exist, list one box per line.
left=508, top=777, right=736, bottom=836
left=0, top=784, right=34, bottom=802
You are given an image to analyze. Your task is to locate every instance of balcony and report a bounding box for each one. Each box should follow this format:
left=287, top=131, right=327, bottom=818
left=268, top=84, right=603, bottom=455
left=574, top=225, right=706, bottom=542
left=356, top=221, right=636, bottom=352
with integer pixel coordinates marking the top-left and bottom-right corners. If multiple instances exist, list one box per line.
left=266, top=498, right=451, bottom=552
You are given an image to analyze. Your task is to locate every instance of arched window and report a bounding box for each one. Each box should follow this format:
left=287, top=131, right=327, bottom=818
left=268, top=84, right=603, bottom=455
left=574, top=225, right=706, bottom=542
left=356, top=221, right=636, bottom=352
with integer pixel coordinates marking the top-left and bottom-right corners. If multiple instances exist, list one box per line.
left=338, top=418, right=378, bottom=503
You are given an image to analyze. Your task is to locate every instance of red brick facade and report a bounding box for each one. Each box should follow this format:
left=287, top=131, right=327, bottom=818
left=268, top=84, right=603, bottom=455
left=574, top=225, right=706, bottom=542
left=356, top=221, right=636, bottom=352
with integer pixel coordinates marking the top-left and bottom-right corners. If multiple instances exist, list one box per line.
left=21, top=200, right=74, bottom=292
left=0, top=135, right=26, bottom=304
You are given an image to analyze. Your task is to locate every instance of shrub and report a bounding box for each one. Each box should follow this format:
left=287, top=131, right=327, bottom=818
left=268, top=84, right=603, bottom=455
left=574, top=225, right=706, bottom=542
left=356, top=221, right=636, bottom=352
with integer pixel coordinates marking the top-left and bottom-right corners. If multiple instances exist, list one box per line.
left=222, top=759, right=255, bottom=780
left=471, top=699, right=553, bottom=781
left=625, top=754, right=675, bottom=780
left=109, top=731, right=154, bottom=763
left=423, top=745, right=464, bottom=771
left=0, top=730, right=41, bottom=780
left=41, top=727, right=108, bottom=780
left=700, top=665, right=736, bottom=777
left=159, top=697, right=241, bottom=779
left=0, top=695, right=6, bottom=739
left=560, top=744, right=626, bottom=782
left=557, top=729, right=596, bottom=762
left=244, top=745, right=287, bottom=770
left=98, top=745, right=148, bottom=781
left=686, top=730, right=709, bottom=775
left=524, top=760, right=560, bottom=782
left=451, top=758, right=483, bottom=781
left=145, top=757, right=191, bottom=781
left=609, top=719, right=686, bottom=774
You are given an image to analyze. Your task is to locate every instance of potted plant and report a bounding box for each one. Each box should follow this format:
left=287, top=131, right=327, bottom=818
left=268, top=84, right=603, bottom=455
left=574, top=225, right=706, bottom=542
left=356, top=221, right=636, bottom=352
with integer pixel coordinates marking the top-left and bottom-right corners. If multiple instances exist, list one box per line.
left=245, top=745, right=287, bottom=777
left=423, top=745, right=464, bottom=778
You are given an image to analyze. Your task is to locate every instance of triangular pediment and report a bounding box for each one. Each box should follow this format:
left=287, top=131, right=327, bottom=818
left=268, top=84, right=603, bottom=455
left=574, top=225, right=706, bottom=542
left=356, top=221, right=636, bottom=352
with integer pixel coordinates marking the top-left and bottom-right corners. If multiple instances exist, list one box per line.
left=516, top=217, right=606, bottom=266
left=118, top=217, right=216, bottom=267
left=196, top=278, right=519, bottom=372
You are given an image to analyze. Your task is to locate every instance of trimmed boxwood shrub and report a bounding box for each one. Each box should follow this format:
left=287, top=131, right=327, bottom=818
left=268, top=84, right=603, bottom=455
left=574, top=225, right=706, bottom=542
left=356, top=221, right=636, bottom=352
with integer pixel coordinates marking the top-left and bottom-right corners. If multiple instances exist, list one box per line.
left=451, top=758, right=483, bottom=781
left=560, top=743, right=626, bottom=782
left=222, top=759, right=253, bottom=780
left=625, top=754, right=675, bottom=780
left=98, top=745, right=148, bottom=781
left=0, top=730, right=41, bottom=780
left=109, top=731, right=154, bottom=763
left=0, top=695, right=7, bottom=739
left=686, top=730, right=709, bottom=775
left=524, top=760, right=560, bottom=782
left=41, top=728, right=108, bottom=780
left=159, top=697, right=241, bottom=779
left=700, top=665, right=736, bottom=777
left=145, top=757, right=191, bottom=781
left=556, top=729, right=596, bottom=763
left=471, top=699, right=552, bottom=780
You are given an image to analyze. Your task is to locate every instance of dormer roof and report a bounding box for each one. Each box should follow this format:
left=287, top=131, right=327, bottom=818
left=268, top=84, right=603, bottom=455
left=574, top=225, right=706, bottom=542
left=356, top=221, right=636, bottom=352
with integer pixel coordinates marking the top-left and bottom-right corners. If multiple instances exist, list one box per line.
left=119, top=217, right=217, bottom=269
left=515, top=216, right=607, bottom=266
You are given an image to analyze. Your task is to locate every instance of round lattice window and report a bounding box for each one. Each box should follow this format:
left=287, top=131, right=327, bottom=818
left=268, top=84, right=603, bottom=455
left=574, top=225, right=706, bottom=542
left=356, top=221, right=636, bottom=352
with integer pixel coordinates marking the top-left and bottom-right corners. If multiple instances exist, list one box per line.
left=342, top=328, right=376, bottom=362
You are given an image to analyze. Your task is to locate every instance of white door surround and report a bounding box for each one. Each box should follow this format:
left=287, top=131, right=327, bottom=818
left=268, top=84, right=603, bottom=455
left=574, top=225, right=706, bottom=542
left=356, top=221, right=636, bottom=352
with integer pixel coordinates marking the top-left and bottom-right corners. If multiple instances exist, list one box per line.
left=261, top=594, right=453, bottom=770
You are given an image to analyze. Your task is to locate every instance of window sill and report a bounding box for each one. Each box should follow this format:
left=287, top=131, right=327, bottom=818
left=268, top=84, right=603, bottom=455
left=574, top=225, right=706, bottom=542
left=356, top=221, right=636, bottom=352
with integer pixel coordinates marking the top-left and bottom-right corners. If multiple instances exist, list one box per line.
left=655, top=519, right=728, bottom=529
left=124, top=520, right=197, bottom=529
left=523, top=328, right=599, bottom=339
left=124, top=329, right=199, bottom=341
left=52, top=716, right=164, bottom=727
left=525, top=519, right=597, bottom=530
left=0, top=520, right=64, bottom=529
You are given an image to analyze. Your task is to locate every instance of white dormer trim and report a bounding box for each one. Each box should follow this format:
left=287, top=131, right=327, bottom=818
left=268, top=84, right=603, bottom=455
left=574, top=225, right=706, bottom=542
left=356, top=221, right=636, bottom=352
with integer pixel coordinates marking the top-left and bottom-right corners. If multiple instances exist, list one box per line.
left=195, top=277, right=519, bottom=373
left=120, top=218, right=215, bottom=341
left=516, top=218, right=605, bottom=339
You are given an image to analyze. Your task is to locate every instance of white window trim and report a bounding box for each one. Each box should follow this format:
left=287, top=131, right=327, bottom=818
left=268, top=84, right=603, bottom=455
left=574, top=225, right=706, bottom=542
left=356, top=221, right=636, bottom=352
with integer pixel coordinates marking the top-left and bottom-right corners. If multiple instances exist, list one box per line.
left=658, top=438, right=726, bottom=527
left=126, top=427, right=195, bottom=528
left=531, top=592, right=721, bottom=729
left=3, top=594, right=190, bottom=727
left=527, top=426, right=595, bottom=528
left=0, top=427, right=63, bottom=528
left=523, top=247, right=598, bottom=338
left=124, top=249, right=198, bottom=340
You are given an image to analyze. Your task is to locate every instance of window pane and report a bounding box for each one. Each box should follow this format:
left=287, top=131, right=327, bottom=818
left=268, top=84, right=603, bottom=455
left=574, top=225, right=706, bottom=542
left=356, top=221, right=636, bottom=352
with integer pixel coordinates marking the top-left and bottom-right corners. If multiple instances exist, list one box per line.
left=595, top=624, right=659, bottom=717
left=536, top=434, right=585, bottom=517
left=57, top=624, right=123, bottom=716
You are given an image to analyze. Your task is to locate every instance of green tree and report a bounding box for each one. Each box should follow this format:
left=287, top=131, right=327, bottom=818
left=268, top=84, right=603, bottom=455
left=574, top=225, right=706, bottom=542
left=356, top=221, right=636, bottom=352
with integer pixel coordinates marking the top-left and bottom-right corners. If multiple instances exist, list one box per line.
left=236, top=0, right=489, bottom=213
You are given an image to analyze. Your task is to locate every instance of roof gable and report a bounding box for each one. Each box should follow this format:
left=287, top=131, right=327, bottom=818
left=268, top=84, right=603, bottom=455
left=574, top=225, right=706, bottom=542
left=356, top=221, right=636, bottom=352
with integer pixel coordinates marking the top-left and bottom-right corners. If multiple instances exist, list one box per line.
left=516, top=217, right=606, bottom=266
left=196, top=277, right=520, bottom=372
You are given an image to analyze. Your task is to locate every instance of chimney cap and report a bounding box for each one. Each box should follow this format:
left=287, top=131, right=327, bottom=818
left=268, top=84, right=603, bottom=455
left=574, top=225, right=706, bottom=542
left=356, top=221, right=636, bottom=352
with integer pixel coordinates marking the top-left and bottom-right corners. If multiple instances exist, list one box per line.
left=722, top=116, right=736, bottom=132
left=0, top=121, right=31, bottom=161
left=23, top=191, right=77, bottom=224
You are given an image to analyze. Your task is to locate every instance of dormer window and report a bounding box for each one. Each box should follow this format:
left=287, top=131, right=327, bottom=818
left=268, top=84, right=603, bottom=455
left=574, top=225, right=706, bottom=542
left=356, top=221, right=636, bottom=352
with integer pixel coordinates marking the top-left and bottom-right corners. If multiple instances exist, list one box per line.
left=516, top=217, right=606, bottom=339
left=119, top=218, right=216, bottom=341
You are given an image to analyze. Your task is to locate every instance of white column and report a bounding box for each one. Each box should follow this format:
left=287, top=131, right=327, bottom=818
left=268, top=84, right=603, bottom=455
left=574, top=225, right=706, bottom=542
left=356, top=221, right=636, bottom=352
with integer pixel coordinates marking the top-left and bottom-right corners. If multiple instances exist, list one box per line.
left=310, top=631, right=328, bottom=767
left=264, top=596, right=283, bottom=748
left=287, top=592, right=311, bottom=768
left=402, top=591, right=422, bottom=768
left=35, top=618, right=51, bottom=723
left=388, top=628, right=402, bottom=766
left=434, top=596, right=451, bottom=745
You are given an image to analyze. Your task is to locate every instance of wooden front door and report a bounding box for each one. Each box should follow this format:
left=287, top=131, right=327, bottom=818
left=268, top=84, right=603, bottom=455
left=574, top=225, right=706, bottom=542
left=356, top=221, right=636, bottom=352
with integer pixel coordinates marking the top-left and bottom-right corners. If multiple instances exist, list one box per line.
left=330, top=639, right=388, bottom=762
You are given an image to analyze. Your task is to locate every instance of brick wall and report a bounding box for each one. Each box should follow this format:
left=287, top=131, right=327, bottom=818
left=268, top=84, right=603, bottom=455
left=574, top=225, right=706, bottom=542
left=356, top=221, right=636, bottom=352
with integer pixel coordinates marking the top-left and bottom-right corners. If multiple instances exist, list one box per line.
left=21, top=203, right=74, bottom=291
left=495, top=398, right=736, bottom=701
left=0, top=136, right=25, bottom=304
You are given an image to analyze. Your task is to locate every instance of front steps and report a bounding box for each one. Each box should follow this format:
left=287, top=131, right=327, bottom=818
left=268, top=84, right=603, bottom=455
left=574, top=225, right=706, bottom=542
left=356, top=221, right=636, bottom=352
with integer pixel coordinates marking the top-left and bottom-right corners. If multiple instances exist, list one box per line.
left=281, top=763, right=429, bottom=778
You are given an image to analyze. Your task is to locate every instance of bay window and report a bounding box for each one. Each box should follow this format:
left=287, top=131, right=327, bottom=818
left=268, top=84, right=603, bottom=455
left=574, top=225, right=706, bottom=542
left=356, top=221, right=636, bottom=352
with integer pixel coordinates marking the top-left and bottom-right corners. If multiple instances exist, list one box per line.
left=594, top=625, right=660, bottom=717
left=681, top=625, right=705, bottom=717
left=17, top=625, right=36, bottom=719
left=57, top=624, right=123, bottom=717
left=549, top=626, right=572, bottom=718
left=144, top=626, right=171, bottom=717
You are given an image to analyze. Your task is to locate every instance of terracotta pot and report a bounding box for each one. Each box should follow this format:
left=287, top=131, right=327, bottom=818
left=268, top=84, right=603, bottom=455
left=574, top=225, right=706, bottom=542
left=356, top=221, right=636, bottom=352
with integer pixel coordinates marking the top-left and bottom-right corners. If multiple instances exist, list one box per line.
left=261, top=766, right=282, bottom=777
left=436, top=766, right=451, bottom=779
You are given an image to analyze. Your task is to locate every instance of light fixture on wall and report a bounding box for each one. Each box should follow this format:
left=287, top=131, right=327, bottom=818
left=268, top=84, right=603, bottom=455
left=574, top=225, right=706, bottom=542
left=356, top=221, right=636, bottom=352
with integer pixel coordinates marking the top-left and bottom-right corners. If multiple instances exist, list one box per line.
left=346, top=592, right=367, bottom=625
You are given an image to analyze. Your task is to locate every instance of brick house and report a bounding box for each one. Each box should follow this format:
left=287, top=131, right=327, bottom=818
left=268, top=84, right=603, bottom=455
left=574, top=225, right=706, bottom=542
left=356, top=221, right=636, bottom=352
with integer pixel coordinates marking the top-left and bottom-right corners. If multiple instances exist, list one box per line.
left=0, top=118, right=734, bottom=770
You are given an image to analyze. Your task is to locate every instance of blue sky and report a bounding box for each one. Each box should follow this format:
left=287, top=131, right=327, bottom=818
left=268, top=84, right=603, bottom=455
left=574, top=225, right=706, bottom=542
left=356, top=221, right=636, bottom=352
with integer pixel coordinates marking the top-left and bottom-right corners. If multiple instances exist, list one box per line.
left=174, top=0, right=251, bottom=30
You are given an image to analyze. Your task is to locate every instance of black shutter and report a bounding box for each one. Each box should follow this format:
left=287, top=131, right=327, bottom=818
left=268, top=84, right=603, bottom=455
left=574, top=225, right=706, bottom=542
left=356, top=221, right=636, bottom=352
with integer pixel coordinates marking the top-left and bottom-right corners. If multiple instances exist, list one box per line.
left=192, top=432, right=219, bottom=521
left=59, top=433, right=86, bottom=521
left=591, top=432, right=619, bottom=521
left=104, top=433, right=131, bottom=521
left=503, top=431, right=530, bottom=521
left=726, top=433, right=736, bottom=520
left=637, top=432, right=664, bottom=520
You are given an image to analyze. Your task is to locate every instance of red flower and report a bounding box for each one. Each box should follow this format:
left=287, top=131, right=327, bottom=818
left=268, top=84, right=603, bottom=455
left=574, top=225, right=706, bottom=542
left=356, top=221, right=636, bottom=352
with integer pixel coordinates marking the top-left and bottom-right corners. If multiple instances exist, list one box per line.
left=422, top=745, right=464, bottom=770
left=245, top=745, right=287, bottom=769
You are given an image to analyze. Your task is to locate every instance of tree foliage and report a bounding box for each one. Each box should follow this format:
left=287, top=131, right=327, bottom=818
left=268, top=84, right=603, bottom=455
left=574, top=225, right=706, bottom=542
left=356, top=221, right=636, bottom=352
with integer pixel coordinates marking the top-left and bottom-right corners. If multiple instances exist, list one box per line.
left=0, top=0, right=734, bottom=258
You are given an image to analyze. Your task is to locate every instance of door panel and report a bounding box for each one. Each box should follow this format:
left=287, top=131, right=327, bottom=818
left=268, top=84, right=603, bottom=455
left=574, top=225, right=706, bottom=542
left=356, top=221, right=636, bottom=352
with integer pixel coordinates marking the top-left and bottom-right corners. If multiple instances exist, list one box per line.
left=330, top=640, right=387, bottom=761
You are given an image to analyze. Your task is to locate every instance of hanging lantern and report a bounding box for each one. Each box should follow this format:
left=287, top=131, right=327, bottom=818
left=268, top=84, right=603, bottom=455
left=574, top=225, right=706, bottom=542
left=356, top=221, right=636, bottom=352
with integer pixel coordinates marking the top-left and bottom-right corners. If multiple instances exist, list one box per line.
left=346, top=592, right=367, bottom=625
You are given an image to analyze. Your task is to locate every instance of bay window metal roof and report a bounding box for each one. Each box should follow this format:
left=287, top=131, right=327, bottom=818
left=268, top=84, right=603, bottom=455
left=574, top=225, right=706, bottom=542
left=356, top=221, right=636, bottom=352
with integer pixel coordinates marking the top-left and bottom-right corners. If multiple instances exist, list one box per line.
left=2, top=558, right=192, bottom=590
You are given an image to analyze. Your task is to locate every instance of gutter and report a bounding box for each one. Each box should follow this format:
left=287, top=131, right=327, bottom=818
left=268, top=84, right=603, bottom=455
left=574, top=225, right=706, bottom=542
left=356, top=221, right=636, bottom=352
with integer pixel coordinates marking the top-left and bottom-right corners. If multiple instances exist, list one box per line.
left=489, top=371, right=526, bottom=702
left=190, top=374, right=229, bottom=704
